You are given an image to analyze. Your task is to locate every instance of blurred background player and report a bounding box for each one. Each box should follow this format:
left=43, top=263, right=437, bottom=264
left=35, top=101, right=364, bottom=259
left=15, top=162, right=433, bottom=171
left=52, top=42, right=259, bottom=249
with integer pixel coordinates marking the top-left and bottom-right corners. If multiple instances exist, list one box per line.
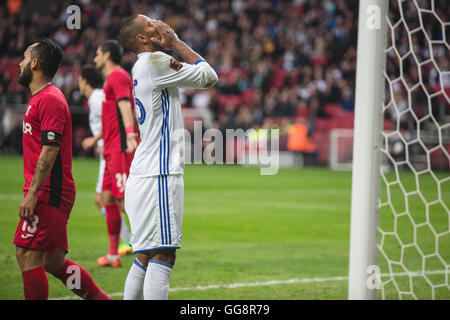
left=13, top=38, right=110, bottom=300
left=94, top=40, right=139, bottom=267
left=78, top=64, right=133, bottom=256
left=119, top=16, right=218, bottom=300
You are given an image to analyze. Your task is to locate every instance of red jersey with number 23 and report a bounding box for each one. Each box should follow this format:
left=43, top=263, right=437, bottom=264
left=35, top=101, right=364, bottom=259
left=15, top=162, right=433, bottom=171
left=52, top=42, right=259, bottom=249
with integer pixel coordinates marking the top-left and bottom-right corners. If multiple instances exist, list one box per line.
left=102, top=67, right=135, bottom=155
left=22, top=84, right=76, bottom=214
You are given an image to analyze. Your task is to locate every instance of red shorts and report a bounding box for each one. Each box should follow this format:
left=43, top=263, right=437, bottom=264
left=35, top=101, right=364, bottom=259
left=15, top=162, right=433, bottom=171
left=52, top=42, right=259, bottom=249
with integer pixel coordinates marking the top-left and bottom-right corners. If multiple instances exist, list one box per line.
left=102, top=152, right=134, bottom=199
left=13, top=200, right=69, bottom=253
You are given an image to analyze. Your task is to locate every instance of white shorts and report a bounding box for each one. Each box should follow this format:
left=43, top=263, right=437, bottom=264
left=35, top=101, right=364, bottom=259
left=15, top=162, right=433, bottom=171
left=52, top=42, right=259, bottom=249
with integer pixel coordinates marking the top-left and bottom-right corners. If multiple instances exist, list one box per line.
left=124, top=174, right=184, bottom=253
left=95, top=152, right=106, bottom=194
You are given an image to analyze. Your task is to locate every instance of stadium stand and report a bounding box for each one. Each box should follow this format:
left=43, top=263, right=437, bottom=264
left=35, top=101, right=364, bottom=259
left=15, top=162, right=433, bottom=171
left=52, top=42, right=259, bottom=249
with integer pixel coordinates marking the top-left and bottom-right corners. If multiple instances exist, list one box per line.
left=0, top=0, right=448, bottom=167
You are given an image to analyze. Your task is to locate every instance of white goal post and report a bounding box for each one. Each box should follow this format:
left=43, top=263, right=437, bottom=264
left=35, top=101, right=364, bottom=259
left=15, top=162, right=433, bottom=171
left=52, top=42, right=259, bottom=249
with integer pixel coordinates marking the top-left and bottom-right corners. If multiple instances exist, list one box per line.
left=348, top=0, right=387, bottom=300
left=349, top=0, right=450, bottom=300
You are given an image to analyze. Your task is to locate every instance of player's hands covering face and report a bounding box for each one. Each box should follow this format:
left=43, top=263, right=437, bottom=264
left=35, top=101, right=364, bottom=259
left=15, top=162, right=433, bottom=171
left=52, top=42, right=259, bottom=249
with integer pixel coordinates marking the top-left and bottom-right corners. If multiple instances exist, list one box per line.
left=150, top=20, right=180, bottom=51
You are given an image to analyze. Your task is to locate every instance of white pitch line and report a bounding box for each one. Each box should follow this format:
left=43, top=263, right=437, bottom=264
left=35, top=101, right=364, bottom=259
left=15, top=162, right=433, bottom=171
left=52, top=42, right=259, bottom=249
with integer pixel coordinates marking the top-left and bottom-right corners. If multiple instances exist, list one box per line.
left=50, top=270, right=447, bottom=300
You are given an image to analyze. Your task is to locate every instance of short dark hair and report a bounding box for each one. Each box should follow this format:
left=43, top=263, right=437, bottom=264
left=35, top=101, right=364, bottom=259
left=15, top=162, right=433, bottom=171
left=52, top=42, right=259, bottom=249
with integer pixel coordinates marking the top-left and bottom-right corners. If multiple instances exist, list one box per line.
left=80, top=64, right=104, bottom=89
left=100, top=40, right=123, bottom=65
left=31, top=38, right=63, bottom=80
left=119, top=15, right=140, bottom=53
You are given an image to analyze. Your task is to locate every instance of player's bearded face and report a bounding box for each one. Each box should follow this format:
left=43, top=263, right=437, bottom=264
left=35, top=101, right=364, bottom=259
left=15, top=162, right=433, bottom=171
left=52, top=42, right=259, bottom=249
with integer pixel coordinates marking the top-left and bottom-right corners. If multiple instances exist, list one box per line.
left=18, top=60, right=33, bottom=88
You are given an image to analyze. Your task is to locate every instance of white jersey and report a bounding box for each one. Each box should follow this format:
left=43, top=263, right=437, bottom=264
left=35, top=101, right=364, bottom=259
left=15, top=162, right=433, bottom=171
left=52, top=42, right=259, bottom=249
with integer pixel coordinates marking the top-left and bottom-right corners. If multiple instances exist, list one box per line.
left=130, top=51, right=218, bottom=177
left=87, top=88, right=104, bottom=150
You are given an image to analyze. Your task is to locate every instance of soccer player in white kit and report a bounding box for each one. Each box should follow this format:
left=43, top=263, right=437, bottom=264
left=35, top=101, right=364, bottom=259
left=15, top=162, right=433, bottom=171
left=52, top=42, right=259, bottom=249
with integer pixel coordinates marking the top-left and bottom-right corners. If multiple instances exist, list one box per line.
left=119, top=16, right=218, bottom=300
left=78, top=65, right=132, bottom=255
left=78, top=65, right=106, bottom=204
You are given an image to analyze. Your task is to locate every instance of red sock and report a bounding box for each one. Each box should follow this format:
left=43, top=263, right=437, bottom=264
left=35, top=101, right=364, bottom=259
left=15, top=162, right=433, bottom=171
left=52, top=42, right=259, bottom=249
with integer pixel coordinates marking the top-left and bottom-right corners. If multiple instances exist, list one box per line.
left=22, top=266, right=49, bottom=300
left=105, top=203, right=121, bottom=256
left=108, top=234, right=120, bottom=256
left=53, top=259, right=111, bottom=300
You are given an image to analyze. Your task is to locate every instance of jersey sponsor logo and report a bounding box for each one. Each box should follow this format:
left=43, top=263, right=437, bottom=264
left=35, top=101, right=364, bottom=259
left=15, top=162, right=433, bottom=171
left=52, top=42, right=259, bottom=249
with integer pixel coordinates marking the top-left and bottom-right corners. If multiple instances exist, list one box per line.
left=23, top=121, right=32, bottom=135
left=133, top=79, right=138, bottom=87
left=169, top=58, right=183, bottom=72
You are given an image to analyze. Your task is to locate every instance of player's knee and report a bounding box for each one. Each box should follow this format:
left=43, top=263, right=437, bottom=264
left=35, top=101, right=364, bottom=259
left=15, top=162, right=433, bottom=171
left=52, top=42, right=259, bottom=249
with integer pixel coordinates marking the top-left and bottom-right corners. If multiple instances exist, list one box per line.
left=135, top=253, right=150, bottom=267
left=43, top=248, right=66, bottom=274
left=137, top=249, right=176, bottom=267
left=151, top=249, right=176, bottom=266
left=101, top=191, right=115, bottom=205
left=15, top=246, right=27, bottom=264
left=15, top=246, right=43, bottom=272
left=43, top=261, right=59, bottom=274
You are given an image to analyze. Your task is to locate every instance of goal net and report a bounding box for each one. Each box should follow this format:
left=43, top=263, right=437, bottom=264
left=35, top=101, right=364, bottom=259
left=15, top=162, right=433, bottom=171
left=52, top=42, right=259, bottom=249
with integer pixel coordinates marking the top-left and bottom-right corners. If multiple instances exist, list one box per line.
left=349, top=0, right=449, bottom=300
left=378, top=0, right=449, bottom=300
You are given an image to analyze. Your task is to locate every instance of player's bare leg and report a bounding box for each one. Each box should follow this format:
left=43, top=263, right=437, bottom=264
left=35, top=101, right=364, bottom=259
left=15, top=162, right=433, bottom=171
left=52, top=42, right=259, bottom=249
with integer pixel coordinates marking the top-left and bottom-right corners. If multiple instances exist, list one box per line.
left=124, top=249, right=175, bottom=300
left=135, top=249, right=176, bottom=270
left=16, top=246, right=44, bottom=272
left=101, top=189, right=115, bottom=206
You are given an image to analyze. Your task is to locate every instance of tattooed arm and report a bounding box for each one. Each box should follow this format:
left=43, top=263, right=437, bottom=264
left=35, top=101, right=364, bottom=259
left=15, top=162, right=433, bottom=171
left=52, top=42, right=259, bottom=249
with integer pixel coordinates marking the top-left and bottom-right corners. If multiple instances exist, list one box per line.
left=19, top=145, right=59, bottom=222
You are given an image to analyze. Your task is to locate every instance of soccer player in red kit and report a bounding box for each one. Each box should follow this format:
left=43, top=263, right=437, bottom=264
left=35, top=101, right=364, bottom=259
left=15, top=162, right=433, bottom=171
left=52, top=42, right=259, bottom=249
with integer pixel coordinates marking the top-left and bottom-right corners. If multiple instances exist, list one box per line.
left=94, top=40, right=139, bottom=267
left=13, top=38, right=110, bottom=300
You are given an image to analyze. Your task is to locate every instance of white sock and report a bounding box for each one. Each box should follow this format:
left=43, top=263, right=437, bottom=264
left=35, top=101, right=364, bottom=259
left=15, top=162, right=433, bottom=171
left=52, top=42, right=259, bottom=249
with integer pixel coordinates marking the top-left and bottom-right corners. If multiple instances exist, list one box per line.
left=120, top=217, right=131, bottom=243
left=107, top=253, right=119, bottom=261
left=143, top=260, right=173, bottom=300
left=124, top=258, right=146, bottom=300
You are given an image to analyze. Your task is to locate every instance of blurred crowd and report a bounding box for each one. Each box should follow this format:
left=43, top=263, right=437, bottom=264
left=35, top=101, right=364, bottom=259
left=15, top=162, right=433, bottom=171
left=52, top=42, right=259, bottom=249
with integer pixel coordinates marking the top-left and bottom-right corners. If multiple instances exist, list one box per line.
left=0, top=0, right=449, bottom=161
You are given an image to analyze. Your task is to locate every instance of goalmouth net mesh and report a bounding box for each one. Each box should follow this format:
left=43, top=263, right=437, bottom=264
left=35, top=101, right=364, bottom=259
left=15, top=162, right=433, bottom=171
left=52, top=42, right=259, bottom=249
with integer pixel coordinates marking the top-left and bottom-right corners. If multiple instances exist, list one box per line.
left=378, top=0, right=450, bottom=299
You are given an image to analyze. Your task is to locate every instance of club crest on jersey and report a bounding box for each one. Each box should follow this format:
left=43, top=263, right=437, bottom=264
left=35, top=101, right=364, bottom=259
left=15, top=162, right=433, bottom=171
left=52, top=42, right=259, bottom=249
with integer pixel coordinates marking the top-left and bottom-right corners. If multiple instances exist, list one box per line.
left=169, top=58, right=183, bottom=72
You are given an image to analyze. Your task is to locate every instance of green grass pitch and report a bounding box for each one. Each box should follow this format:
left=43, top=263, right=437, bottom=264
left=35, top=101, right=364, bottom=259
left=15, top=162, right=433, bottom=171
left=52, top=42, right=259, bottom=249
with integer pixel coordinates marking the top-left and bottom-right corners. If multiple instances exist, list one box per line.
left=0, top=156, right=448, bottom=299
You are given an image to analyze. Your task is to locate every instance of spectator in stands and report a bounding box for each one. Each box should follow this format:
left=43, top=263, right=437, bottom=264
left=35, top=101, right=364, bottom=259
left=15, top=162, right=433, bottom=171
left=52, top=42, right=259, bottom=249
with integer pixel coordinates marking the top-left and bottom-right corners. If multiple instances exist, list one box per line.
left=286, top=120, right=318, bottom=166
left=340, top=85, right=354, bottom=112
left=0, top=0, right=448, bottom=160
